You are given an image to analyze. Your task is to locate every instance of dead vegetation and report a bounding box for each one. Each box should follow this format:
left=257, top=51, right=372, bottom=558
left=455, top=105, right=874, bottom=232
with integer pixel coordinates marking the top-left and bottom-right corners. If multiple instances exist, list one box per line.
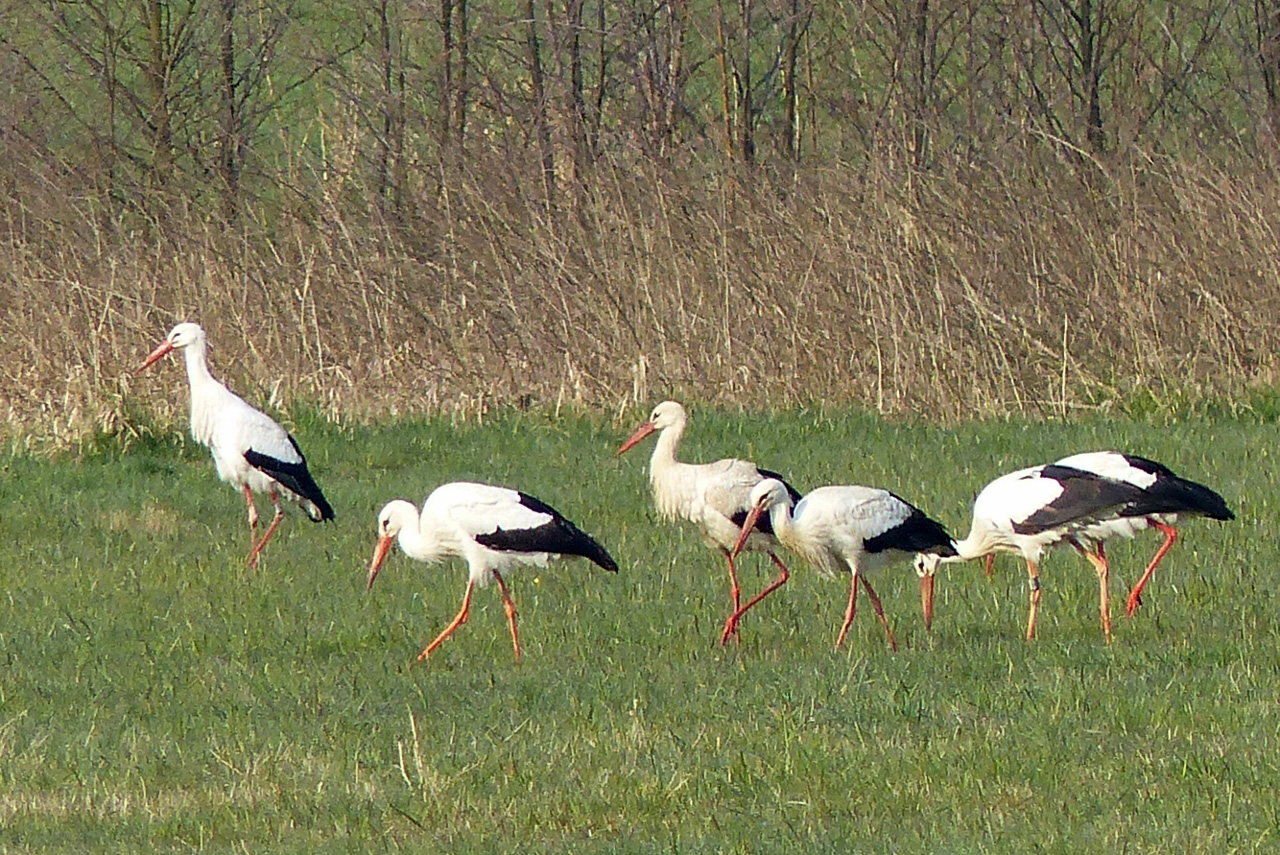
left=1, top=148, right=1276, bottom=449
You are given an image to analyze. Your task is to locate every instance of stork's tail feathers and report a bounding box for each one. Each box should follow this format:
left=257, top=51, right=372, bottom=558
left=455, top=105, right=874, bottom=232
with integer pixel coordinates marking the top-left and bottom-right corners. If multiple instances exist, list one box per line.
left=302, top=494, right=336, bottom=523
left=577, top=534, right=620, bottom=574
left=1124, top=475, right=1234, bottom=522
left=931, top=538, right=960, bottom=558
left=244, top=442, right=334, bottom=523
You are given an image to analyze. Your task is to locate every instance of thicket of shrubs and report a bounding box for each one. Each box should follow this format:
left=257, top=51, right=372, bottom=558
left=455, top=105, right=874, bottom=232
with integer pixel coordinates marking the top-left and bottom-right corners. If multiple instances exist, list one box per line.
left=3, top=1, right=1279, bottom=444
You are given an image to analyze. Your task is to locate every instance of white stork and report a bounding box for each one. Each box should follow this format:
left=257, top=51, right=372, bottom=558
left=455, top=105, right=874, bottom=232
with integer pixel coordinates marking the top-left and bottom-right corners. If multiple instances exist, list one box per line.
left=616, top=400, right=802, bottom=645
left=1054, top=451, right=1234, bottom=617
left=366, top=482, right=618, bottom=662
left=139, top=322, right=334, bottom=568
left=732, top=479, right=957, bottom=650
left=917, top=463, right=1147, bottom=641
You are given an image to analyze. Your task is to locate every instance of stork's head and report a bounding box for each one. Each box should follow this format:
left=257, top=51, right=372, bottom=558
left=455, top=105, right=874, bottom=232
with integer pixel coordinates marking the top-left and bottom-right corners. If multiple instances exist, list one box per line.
left=616, top=400, right=687, bottom=455
left=139, top=322, right=206, bottom=371
left=913, top=550, right=963, bottom=633
left=731, top=478, right=792, bottom=557
left=913, top=552, right=941, bottom=579
left=366, top=500, right=419, bottom=590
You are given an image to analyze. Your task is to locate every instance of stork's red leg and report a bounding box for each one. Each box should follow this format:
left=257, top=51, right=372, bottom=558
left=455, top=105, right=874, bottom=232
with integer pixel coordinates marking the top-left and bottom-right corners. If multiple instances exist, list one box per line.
left=1024, top=559, right=1042, bottom=641
left=719, top=551, right=791, bottom=645
left=1073, top=539, right=1113, bottom=642
left=859, top=575, right=898, bottom=652
left=242, top=485, right=260, bottom=551
left=983, top=553, right=995, bottom=579
left=418, top=579, right=476, bottom=661
left=719, top=547, right=744, bottom=643
left=1126, top=521, right=1177, bottom=618
left=246, top=488, right=285, bottom=569
left=492, top=570, right=522, bottom=662
left=835, top=572, right=859, bottom=650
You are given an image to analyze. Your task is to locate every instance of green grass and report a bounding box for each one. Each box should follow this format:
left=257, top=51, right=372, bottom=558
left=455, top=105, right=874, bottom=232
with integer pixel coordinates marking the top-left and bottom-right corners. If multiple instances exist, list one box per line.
left=1, top=407, right=1276, bottom=853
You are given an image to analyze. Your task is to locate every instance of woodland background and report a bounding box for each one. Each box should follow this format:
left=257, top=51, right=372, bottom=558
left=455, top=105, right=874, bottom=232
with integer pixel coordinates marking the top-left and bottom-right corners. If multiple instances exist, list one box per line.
left=4, top=0, right=1280, bottom=445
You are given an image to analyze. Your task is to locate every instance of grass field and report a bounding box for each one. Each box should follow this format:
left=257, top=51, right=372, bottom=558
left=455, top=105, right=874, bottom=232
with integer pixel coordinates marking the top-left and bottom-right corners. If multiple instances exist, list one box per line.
left=0, top=407, right=1275, bottom=853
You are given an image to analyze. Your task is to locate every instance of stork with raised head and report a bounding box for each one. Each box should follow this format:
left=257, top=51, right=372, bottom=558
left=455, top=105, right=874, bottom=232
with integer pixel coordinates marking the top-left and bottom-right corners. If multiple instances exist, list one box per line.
left=731, top=479, right=957, bottom=650
left=367, top=482, right=618, bottom=662
left=616, top=401, right=801, bottom=645
left=917, top=463, right=1147, bottom=641
left=139, top=322, right=334, bottom=568
left=1054, top=451, right=1234, bottom=617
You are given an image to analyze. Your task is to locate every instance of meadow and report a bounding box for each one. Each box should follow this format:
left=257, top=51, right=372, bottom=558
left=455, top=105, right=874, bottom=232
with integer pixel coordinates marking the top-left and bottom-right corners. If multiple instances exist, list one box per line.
left=0, top=406, right=1276, bottom=853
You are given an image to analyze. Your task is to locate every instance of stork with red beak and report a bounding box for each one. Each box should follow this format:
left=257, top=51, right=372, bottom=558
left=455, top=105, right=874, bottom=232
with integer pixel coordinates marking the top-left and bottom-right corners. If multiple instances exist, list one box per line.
left=139, top=322, right=334, bottom=567
left=733, top=479, right=956, bottom=649
left=617, top=401, right=802, bottom=644
left=367, top=482, right=618, bottom=661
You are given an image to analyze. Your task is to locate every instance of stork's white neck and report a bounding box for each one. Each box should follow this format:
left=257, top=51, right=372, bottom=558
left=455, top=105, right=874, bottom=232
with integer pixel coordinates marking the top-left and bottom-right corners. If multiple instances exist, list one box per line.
left=950, top=525, right=1004, bottom=561
left=394, top=506, right=448, bottom=565
left=180, top=337, right=217, bottom=390
left=648, top=419, right=685, bottom=482
left=648, top=419, right=691, bottom=520
left=765, top=499, right=796, bottom=545
left=178, top=338, right=226, bottom=449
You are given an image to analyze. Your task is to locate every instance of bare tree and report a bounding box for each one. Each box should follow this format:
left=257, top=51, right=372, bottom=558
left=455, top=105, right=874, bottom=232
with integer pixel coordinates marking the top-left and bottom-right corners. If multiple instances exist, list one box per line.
left=372, top=0, right=408, bottom=214
left=439, top=0, right=471, bottom=160
left=524, top=0, right=556, bottom=194
left=630, top=0, right=690, bottom=156
left=782, top=0, right=813, bottom=160
left=1257, top=0, right=1280, bottom=138
left=1023, top=0, right=1139, bottom=156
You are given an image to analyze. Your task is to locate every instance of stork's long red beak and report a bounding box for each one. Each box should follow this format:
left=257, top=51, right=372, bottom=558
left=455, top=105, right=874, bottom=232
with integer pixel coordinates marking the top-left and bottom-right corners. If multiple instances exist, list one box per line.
left=731, top=501, right=766, bottom=558
left=367, top=535, right=394, bottom=590
left=616, top=421, right=656, bottom=456
left=138, top=340, right=174, bottom=372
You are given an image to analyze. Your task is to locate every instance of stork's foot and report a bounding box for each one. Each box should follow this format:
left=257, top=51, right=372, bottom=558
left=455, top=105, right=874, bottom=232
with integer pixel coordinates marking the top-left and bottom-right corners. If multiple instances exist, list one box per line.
left=719, top=615, right=741, bottom=646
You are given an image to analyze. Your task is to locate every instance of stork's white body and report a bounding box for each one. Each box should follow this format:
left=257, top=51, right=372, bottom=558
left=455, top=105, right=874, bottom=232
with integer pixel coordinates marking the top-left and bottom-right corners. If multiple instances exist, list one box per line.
left=952, top=466, right=1094, bottom=566
left=736, top=480, right=955, bottom=649
left=1053, top=450, right=1234, bottom=617
left=936, top=462, right=1147, bottom=641
left=139, top=323, right=333, bottom=568
left=641, top=408, right=781, bottom=556
left=377, top=483, right=609, bottom=585
left=367, top=482, right=617, bottom=662
left=770, top=485, right=934, bottom=578
left=617, top=401, right=799, bottom=644
left=180, top=345, right=310, bottom=502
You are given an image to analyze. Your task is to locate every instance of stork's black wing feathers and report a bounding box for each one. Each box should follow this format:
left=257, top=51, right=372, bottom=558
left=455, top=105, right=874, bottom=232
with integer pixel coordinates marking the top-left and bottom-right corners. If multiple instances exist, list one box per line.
left=1012, top=465, right=1142, bottom=535
left=244, top=435, right=335, bottom=522
left=1123, top=474, right=1235, bottom=520
left=864, top=498, right=957, bottom=556
left=474, top=492, right=619, bottom=572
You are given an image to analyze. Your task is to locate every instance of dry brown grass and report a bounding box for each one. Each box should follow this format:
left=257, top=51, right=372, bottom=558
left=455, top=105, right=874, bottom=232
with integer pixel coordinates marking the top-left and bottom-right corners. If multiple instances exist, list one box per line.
left=1, top=150, right=1276, bottom=448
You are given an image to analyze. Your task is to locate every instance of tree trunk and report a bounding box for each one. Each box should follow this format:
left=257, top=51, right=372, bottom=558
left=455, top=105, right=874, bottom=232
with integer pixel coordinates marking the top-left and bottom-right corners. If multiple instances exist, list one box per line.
left=737, top=0, right=754, bottom=165
left=784, top=0, right=801, bottom=160
left=1258, top=0, right=1280, bottom=140
left=219, top=0, right=239, bottom=218
left=524, top=0, right=556, bottom=193
left=566, top=0, right=589, bottom=181
left=144, top=0, right=175, bottom=188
